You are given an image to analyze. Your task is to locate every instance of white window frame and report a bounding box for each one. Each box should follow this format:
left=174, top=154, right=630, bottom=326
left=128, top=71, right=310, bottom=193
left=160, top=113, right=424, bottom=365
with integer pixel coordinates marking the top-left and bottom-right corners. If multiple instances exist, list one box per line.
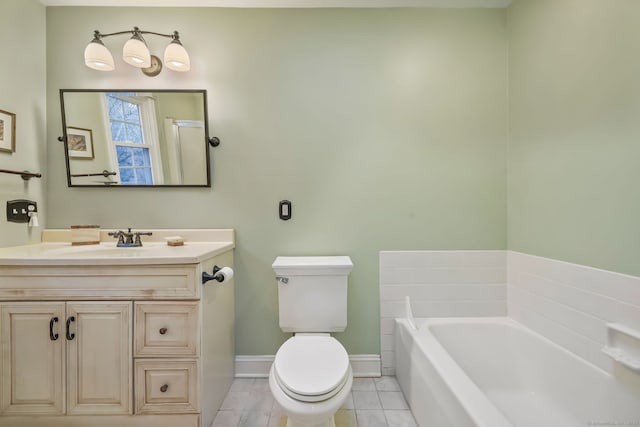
left=101, top=92, right=164, bottom=185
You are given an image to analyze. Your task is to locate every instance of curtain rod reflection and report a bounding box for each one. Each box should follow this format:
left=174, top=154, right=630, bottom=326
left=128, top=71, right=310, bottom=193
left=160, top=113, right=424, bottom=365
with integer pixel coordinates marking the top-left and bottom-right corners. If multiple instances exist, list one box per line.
left=70, top=170, right=117, bottom=178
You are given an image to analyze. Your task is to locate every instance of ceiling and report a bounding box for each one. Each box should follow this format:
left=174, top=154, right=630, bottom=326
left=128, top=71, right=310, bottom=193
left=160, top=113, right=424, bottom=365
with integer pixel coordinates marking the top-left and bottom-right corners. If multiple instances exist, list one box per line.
left=40, top=0, right=512, bottom=8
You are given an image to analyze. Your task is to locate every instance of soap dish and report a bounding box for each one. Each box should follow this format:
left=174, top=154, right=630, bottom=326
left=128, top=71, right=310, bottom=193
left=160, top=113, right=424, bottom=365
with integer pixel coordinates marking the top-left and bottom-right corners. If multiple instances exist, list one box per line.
left=165, top=236, right=184, bottom=246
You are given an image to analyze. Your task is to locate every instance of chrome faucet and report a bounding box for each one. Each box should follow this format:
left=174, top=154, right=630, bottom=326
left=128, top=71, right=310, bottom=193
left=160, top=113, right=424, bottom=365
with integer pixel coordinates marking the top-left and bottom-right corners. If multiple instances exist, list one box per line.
left=108, top=228, right=153, bottom=247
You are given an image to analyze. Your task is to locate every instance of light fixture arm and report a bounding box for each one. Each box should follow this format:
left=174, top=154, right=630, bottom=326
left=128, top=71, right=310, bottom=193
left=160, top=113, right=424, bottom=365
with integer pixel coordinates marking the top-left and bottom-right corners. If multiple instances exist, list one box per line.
left=93, top=27, right=179, bottom=41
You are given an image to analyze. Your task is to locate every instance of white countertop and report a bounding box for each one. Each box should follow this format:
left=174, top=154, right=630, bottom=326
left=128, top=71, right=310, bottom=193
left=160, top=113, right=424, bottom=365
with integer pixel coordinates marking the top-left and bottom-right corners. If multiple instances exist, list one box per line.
left=0, top=229, right=234, bottom=266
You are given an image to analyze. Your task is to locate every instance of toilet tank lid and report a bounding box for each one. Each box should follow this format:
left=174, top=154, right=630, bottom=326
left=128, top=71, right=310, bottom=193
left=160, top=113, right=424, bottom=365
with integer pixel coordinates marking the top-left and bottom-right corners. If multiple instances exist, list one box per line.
left=272, top=256, right=353, bottom=275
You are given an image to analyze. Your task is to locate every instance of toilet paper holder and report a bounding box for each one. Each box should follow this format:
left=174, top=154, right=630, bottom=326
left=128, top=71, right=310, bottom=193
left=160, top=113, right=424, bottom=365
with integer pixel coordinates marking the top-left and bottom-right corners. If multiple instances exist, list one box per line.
left=202, top=265, right=234, bottom=284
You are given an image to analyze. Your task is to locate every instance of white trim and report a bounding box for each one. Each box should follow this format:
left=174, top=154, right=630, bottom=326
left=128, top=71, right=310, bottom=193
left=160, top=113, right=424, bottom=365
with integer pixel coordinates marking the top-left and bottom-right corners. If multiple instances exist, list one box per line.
left=235, top=354, right=381, bottom=378
left=235, top=355, right=273, bottom=378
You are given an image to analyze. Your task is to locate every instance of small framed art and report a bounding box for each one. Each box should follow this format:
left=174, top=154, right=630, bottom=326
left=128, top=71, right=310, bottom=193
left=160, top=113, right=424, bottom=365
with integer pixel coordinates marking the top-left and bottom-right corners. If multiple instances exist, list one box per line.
left=67, top=126, right=95, bottom=159
left=0, top=109, right=16, bottom=153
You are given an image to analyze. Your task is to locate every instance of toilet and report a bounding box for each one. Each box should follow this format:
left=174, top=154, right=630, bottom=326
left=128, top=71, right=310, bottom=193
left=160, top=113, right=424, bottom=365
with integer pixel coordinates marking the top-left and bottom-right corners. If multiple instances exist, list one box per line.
left=269, top=256, right=354, bottom=427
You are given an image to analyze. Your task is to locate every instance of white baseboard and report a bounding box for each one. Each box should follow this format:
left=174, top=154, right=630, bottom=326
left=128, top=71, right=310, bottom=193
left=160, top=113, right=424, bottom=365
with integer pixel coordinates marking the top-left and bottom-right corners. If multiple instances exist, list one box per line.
left=235, top=354, right=381, bottom=378
left=235, top=355, right=274, bottom=378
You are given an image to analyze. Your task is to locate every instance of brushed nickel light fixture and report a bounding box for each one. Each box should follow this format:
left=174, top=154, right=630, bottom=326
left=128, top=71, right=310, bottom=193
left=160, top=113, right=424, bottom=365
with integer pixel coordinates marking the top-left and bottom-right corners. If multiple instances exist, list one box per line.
left=84, top=27, right=190, bottom=75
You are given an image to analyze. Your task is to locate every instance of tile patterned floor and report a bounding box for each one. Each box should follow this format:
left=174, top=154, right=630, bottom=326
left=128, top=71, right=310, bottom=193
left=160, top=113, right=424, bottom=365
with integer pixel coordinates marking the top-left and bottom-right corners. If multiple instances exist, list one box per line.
left=213, top=377, right=417, bottom=427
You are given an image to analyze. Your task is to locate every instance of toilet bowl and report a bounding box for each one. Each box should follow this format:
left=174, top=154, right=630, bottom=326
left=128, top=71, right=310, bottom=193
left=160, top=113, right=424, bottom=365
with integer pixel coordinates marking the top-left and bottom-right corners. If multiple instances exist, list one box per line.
left=269, top=334, right=353, bottom=427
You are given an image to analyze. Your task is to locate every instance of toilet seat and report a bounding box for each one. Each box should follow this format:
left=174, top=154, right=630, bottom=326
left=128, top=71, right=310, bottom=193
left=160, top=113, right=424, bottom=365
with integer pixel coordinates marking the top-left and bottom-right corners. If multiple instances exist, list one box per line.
left=273, top=334, right=350, bottom=403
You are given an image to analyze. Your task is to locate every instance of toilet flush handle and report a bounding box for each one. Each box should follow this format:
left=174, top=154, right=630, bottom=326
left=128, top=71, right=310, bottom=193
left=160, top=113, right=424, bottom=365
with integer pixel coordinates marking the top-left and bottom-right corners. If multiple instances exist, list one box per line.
left=276, top=276, right=289, bottom=284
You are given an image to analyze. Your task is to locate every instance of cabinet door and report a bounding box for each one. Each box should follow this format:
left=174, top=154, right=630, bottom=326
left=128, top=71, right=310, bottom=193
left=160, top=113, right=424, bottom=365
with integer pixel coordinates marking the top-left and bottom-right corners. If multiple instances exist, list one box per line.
left=66, top=302, right=132, bottom=415
left=0, top=302, right=65, bottom=415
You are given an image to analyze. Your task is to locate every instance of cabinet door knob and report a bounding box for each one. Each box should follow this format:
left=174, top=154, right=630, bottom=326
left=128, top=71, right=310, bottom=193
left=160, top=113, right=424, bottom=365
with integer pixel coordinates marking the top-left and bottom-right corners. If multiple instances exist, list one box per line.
left=49, top=317, right=59, bottom=341
left=66, top=316, right=76, bottom=340
left=159, top=327, right=168, bottom=335
left=160, top=384, right=169, bottom=393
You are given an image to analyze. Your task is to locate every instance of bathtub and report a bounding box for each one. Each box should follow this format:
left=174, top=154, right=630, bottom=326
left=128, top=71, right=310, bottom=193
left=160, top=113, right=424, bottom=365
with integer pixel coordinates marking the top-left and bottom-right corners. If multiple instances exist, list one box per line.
left=395, top=317, right=640, bottom=427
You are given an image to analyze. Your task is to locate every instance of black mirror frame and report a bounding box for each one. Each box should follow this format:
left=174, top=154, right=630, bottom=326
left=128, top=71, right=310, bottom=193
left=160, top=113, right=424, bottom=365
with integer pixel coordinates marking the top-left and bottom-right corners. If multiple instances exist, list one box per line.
left=59, top=88, right=212, bottom=188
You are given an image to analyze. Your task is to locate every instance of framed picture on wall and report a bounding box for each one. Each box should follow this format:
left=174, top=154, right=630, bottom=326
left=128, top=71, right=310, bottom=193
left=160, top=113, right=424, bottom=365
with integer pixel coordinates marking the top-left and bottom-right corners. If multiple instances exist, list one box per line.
left=67, top=126, right=94, bottom=159
left=0, top=109, right=16, bottom=153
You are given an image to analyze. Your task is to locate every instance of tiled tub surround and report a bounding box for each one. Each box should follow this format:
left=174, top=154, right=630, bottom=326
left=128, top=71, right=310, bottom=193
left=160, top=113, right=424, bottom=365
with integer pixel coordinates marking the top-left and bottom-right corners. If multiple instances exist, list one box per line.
left=379, top=251, right=507, bottom=375
left=380, top=251, right=640, bottom=425
left=508, top=251, right=640, bottom=374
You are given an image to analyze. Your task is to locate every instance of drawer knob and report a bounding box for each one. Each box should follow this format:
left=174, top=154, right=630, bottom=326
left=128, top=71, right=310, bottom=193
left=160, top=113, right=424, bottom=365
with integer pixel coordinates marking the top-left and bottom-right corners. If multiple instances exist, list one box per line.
left=159, top=327, right=168, bottom=335
left=160, top=384, right=169, bottom=393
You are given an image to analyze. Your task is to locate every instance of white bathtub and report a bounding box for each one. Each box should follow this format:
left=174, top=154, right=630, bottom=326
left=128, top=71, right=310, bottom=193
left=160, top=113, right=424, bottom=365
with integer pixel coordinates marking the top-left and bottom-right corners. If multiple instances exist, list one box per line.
left=395, top=317, right=640, bottom=427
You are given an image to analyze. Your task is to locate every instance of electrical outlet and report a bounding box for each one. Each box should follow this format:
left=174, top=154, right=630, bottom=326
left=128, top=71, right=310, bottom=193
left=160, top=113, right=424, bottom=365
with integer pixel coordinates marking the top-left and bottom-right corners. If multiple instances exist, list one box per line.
left=6, top=200, right=37, bottom=223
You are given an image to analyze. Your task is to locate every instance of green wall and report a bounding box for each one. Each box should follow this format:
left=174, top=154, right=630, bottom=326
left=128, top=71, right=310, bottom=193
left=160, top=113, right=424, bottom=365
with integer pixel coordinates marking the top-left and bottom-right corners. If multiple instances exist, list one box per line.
left=5, top=0, right=637, bottom=357
left=45, top=7, right=508, bottom=355
left=0, top=0, right=46, bottom=247
left=507, top=0, right=640, bottom=277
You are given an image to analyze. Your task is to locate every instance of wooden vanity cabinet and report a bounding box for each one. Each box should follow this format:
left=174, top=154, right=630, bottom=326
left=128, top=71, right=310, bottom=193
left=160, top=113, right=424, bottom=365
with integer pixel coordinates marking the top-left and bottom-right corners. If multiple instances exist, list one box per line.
left=0, top=302, right=131, bottom=416
left=0, top=302, right=66, bottom=415
left=0, top=249, right=234, bottom=427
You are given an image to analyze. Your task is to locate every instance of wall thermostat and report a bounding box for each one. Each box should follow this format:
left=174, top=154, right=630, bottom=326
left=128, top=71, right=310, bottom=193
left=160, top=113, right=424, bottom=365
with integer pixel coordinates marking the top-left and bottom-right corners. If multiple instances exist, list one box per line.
left=279, top=200, right=292, bottom=221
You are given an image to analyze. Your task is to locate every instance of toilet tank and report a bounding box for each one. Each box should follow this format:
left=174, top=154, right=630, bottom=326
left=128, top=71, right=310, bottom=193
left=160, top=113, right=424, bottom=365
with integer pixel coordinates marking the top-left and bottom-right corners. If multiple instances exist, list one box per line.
left=272, top=256, right=353, bottom=333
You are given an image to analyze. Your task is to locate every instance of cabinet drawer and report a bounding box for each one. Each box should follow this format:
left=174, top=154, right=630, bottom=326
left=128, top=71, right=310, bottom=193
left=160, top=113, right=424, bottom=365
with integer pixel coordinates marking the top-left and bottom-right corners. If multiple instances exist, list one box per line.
left=135, top=360, right=199, bottom=414
left=135, top=302, right=199, bottom=357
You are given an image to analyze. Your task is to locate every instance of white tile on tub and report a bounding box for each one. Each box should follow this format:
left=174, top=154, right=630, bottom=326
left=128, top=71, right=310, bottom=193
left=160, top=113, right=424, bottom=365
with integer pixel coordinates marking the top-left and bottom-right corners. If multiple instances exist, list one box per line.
left=380, top=267, right=419, bottom=285
left=520, top=253, right=640, bottom=307
left=381, top=366, right=396, bottom=376
left=378, top=392, right=408, bottom=410
left=380, top=251, right=434, bottom=268
left=381, top=284, right=507, bottom=301
left=356, top=410, right=388, bottom=427
left=568, top=265, right=640, bottom=308
left=351, top=377, right=376, bottom=391
left=402, top=300, right=506, bottom=318
left=512, top=301, right=609, bottom=372
left=379, top=302, right=406, bottom=318
left=516, top=268, right=640, bottom=329
left=509, top=285, right=606, bottom=344
left=381, top=334, right=394, bottom=351
left=352, top=391, right=382, bottom=410
left=381, top=318, right=395, bottom=334
left=384, top=410, right=418, bottom=427
left=381, top=351, right=395, bottom=368
left=461, top=250, right=506, bottom=267
left=374, top=376, right=401, bottom=391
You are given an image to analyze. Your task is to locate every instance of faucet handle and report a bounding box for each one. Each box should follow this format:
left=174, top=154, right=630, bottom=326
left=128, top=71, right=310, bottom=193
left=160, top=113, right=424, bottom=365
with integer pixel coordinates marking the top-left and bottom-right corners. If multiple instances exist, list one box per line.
left=108, top=230, right=125, bottom=244
left=133, top=231, right=153, bottom=246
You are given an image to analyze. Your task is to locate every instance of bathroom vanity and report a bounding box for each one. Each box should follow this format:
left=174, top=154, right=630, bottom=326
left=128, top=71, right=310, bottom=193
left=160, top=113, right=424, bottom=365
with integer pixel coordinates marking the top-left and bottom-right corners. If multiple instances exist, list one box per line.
left=0, top=229, right=234, bottom=427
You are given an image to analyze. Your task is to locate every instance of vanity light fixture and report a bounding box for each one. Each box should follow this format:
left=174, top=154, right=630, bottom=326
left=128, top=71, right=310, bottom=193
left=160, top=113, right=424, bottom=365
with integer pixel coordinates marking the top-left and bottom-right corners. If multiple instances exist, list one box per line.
left=84, top=27, right=190, bottom=74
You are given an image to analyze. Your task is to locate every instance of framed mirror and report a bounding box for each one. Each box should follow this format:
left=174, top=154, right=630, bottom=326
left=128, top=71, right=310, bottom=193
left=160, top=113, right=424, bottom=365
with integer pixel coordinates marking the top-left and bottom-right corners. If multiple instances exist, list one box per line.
left=60, top=89, right=211, bottom=187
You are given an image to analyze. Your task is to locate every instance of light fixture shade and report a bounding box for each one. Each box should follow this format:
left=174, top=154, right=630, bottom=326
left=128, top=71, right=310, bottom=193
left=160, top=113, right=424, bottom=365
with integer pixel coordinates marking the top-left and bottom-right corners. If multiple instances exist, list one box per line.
left=164, top=40, right=190, bottom=72
left=84, top=40, right=115, bottom=71
left=122, top=37, right=151, bottom=68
